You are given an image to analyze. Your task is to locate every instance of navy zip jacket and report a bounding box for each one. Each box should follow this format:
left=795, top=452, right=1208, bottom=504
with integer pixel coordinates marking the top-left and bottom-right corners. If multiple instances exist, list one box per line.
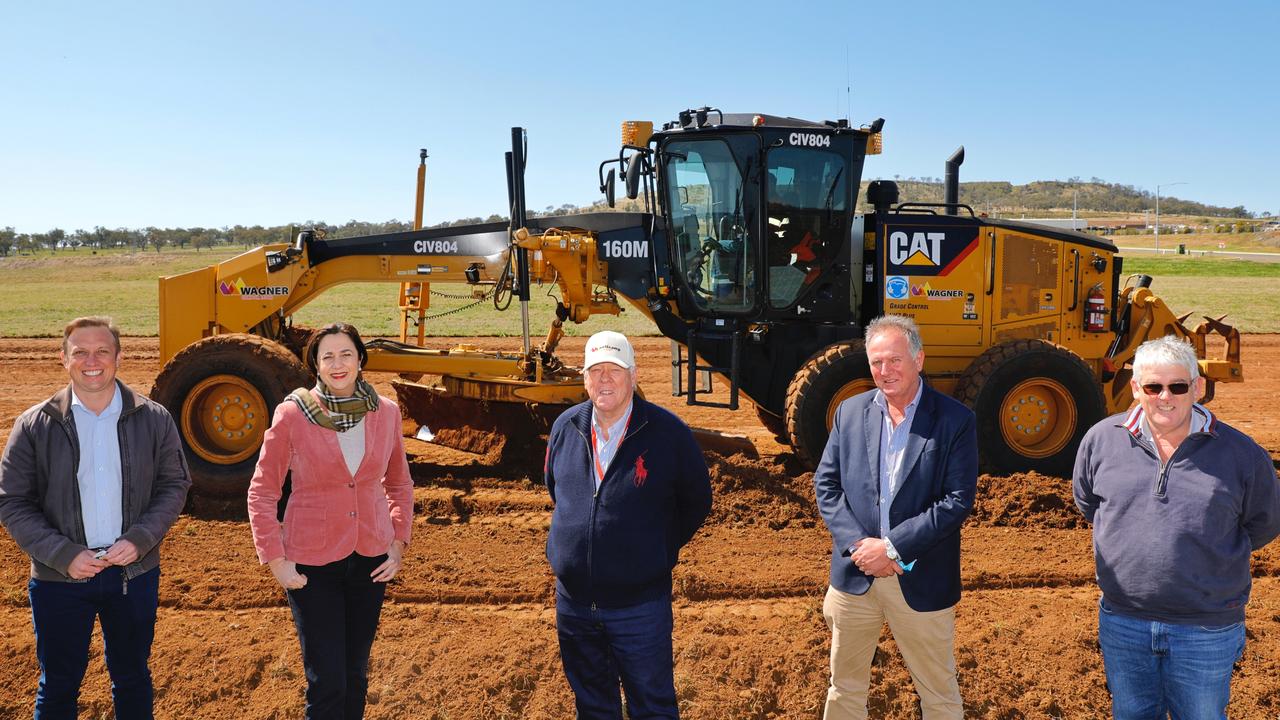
left=544, top=396, right=712, bottom=608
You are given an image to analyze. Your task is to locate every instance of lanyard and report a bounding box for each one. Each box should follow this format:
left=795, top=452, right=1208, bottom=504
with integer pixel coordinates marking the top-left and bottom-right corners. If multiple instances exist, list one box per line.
left=590, top=409, right=632, bottom=486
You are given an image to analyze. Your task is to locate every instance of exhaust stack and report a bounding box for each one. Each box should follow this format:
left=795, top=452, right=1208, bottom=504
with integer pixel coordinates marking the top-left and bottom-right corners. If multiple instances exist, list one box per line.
left=944, top=146, right=965, bottom=215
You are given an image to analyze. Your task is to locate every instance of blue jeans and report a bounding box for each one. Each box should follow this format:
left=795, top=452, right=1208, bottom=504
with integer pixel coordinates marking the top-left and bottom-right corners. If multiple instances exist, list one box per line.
left=555, top=592, right=678, bottom=719
left=1098, top=599, right=1245, bottom=720
left=29, top=566, right=160, bottom=720
left=286, top=552, right=388, bottom=720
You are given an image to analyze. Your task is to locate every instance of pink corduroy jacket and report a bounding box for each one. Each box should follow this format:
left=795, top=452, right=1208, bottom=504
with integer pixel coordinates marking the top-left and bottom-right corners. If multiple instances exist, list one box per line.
left=247, top=393, right=414, bottom=566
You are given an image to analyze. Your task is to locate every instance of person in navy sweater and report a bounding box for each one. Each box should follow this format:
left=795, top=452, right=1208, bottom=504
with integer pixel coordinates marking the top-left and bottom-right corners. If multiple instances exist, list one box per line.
left=1075, top=335, right=1280, bottom=719
left=544, top=330, right=712, bottom=719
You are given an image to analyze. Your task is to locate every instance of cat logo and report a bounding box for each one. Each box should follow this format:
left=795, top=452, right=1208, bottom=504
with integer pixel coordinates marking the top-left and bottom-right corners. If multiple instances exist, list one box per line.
left=884, top=226, right=980, bottom=278
left=889, top=231, right=944, bottom=266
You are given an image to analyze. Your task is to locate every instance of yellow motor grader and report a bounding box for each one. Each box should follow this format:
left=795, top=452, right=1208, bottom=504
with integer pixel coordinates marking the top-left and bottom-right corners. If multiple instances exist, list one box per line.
left=154, top=111, right=1242, bottom=497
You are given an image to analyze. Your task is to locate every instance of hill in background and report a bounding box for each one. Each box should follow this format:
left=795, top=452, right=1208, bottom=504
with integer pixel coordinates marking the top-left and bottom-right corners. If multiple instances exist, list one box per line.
left=868, top=178, right=1251, bottom=218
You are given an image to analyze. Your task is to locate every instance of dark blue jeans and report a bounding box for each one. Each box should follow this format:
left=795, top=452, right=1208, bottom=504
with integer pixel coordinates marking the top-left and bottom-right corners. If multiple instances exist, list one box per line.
left=286, top=552, right=388, bottom=720
left=1099, top=599, right=1246, bottom=720
left=29, top=565, right=160, bottom=720
left=555, top=592, right=678, bottom=720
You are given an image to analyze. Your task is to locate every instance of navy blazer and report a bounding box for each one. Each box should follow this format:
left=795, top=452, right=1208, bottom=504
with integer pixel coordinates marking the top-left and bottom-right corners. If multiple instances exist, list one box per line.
left=813, top=381, right=977, bottom=612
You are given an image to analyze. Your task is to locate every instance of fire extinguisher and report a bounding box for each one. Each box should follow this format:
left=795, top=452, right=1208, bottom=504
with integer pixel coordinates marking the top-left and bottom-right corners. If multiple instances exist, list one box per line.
left=1085, top=283, right=1108, bottom=332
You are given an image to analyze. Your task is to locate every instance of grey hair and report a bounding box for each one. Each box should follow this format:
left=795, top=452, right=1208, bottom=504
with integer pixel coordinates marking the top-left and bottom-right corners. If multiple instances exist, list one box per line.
left=1132, top=335, right=1200, bottom=382
left=865, top=315, right=923, bottom=356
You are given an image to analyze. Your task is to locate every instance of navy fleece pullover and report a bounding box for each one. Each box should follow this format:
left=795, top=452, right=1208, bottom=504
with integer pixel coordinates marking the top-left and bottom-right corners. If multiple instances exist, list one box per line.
left=544, top=396, right=712, bottom=608
left=1074, top=406, right=1280, bottom=625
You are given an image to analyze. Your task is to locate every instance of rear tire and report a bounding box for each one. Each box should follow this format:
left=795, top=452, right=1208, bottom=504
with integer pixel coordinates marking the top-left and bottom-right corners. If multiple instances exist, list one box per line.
left=954, top=339, right=1105, bottom=477
left=784, top=341, right=876, bottom=470
left=151, top=335, right=311, bottom=498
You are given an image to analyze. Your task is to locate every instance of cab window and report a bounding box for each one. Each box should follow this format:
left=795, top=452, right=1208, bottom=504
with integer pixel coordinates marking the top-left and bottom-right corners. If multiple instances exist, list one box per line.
left=665, top=139, right=754, bottom=312
left=765, top=146, right=847, bottom=308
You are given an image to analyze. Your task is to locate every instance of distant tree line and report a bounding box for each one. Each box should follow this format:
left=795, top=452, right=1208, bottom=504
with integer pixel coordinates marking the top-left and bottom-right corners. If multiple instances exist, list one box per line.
left=0, top=180, right=1262, bottom=258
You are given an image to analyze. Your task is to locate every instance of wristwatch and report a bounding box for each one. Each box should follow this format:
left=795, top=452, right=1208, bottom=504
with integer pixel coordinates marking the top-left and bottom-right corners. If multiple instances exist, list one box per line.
left=883, top=537, right=901, bottom=562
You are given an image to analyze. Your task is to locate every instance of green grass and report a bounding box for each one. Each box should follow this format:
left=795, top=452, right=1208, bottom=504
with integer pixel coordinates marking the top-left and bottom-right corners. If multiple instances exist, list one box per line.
left=1122, top=257, right=1280, bottom=277
left=0, top=250, right=244, bottom=336
left=2, top=247, right=1277, bottom=336
left=1137, top=276, right=1276, bottom=331
left=0, top=249, right=657, bottom=338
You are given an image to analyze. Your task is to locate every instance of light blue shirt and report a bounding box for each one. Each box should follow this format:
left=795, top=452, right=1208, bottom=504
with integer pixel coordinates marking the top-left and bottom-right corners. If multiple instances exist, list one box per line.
left=591, top=401, right=633, bottom=490
left=70, top=385, right=124, bottom=549
left=873, top=381, right=923, bottom=567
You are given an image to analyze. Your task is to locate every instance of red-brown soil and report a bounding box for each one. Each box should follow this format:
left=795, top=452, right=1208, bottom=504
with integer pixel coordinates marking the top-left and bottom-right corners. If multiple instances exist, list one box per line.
left=0, top=335, right=1278, bottom=719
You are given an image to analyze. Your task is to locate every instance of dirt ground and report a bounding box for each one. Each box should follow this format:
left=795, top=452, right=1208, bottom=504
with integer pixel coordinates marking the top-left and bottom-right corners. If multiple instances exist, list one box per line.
left=0, top=335, right=1278, bottom=719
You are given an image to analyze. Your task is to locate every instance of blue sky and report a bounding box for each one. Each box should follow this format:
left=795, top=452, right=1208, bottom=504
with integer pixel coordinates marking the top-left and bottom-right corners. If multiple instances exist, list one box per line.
left=2, top=1, right=1275, bottom=233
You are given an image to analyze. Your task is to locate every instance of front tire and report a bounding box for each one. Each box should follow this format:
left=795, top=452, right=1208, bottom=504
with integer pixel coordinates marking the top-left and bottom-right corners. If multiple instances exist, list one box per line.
left=151, top=334, right=311, bottom=497
left=954, top=339, right=1105, bottom=477
left=784, top=341, right=876, bottom=470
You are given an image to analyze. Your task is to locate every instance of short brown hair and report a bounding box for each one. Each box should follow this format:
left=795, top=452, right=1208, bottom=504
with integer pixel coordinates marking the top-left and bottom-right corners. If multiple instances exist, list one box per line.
left=63, top=316, right=121, bottom=354
left=302, top=322, right=368, bottom=375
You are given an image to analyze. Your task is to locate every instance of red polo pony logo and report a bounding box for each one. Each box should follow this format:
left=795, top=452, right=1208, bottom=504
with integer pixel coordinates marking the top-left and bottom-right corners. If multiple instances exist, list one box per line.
left=634, top=454, right=649, bottom=487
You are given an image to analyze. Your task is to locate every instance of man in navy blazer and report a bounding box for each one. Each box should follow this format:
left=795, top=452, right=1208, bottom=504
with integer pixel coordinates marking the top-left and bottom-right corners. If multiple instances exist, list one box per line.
left=813, top=315, right=977, bottom=720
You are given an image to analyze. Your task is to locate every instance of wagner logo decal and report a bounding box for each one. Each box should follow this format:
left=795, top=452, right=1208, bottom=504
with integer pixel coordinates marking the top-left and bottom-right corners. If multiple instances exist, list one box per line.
left=884, top=226, right=980, bottom=277
left=219, top=277, right=289, bottom=299
left=910, top=282, right=964, bottom=300
left=885, top=276, right=909, bottom=300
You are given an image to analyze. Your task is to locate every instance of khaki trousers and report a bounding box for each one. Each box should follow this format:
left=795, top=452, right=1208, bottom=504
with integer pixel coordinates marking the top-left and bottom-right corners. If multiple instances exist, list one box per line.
left=822, top=578, right=963, bottom=720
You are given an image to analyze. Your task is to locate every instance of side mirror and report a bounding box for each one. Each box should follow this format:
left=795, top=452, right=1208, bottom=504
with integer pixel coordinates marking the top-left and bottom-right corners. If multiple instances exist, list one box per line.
left=602, top=168, right=616, bottom=208
left=625, top=154, right=644, bottom=200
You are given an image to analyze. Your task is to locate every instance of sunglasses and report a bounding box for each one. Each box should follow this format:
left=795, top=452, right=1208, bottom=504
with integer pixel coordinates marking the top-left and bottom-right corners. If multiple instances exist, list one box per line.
left=1140, top=382, right=1191, bottom=396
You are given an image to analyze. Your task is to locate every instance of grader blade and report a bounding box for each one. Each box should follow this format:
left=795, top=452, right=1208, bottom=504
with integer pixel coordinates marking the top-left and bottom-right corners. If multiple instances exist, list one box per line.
left=393, top=376, right=759, bottom=465
left=392, top=378, right=568, bottom=462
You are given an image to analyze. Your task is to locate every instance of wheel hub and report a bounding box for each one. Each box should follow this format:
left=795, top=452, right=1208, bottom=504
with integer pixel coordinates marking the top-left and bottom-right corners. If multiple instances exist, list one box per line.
left=181, top=376, right=268, bottom=464
left=998, top=379, right=1076, bottom=459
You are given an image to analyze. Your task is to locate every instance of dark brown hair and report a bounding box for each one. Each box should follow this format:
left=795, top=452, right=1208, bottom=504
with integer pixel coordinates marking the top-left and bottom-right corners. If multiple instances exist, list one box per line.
left=302, top=323, right=368, bottom=375
left=63, top=316, right=121, bottom=353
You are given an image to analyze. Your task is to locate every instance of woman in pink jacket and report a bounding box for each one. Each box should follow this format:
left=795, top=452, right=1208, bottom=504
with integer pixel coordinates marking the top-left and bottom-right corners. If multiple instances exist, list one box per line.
left=247, top=323, right=414, bottom=720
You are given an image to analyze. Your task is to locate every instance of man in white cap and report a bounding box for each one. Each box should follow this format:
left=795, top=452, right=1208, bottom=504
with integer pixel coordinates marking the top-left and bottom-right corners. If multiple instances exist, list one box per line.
left=544, top=330, right=712, bottom=719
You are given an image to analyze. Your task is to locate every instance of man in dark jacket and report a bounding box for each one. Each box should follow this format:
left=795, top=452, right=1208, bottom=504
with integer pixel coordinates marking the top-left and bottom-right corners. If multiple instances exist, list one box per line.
left=0, top=317, right=191, bottom=720
left=544, top=330, right=712, bottom=719
left=1074, top=335, right=1280, bottom=719
left=813, top=315, right=977, bottom=720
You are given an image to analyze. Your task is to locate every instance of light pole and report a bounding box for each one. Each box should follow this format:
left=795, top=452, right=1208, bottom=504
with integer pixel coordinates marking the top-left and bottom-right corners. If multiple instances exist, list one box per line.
left=1155, top=181, right=1187, bottom=253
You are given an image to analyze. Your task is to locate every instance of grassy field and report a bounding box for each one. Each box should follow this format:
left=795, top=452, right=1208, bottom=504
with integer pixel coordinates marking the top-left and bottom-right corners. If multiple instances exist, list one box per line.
left=1, top=247, right=1277, bottom=336
left=0, top=248, right=656, bottom=338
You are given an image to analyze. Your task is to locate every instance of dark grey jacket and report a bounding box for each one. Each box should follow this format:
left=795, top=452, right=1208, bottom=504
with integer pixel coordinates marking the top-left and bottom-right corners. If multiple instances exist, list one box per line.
left=1074, top=406, right=1280, bottom=625
left=0, top=381, right=191, bottom=582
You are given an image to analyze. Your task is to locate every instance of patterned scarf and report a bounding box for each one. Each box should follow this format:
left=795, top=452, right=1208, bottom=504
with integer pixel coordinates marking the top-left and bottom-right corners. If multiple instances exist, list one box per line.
left=287, top=377, right=379, bottom=432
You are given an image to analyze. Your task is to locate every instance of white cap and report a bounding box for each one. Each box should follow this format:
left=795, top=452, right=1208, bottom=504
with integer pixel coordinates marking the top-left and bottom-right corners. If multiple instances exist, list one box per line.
left=583, top=330, right=635, bottom=370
